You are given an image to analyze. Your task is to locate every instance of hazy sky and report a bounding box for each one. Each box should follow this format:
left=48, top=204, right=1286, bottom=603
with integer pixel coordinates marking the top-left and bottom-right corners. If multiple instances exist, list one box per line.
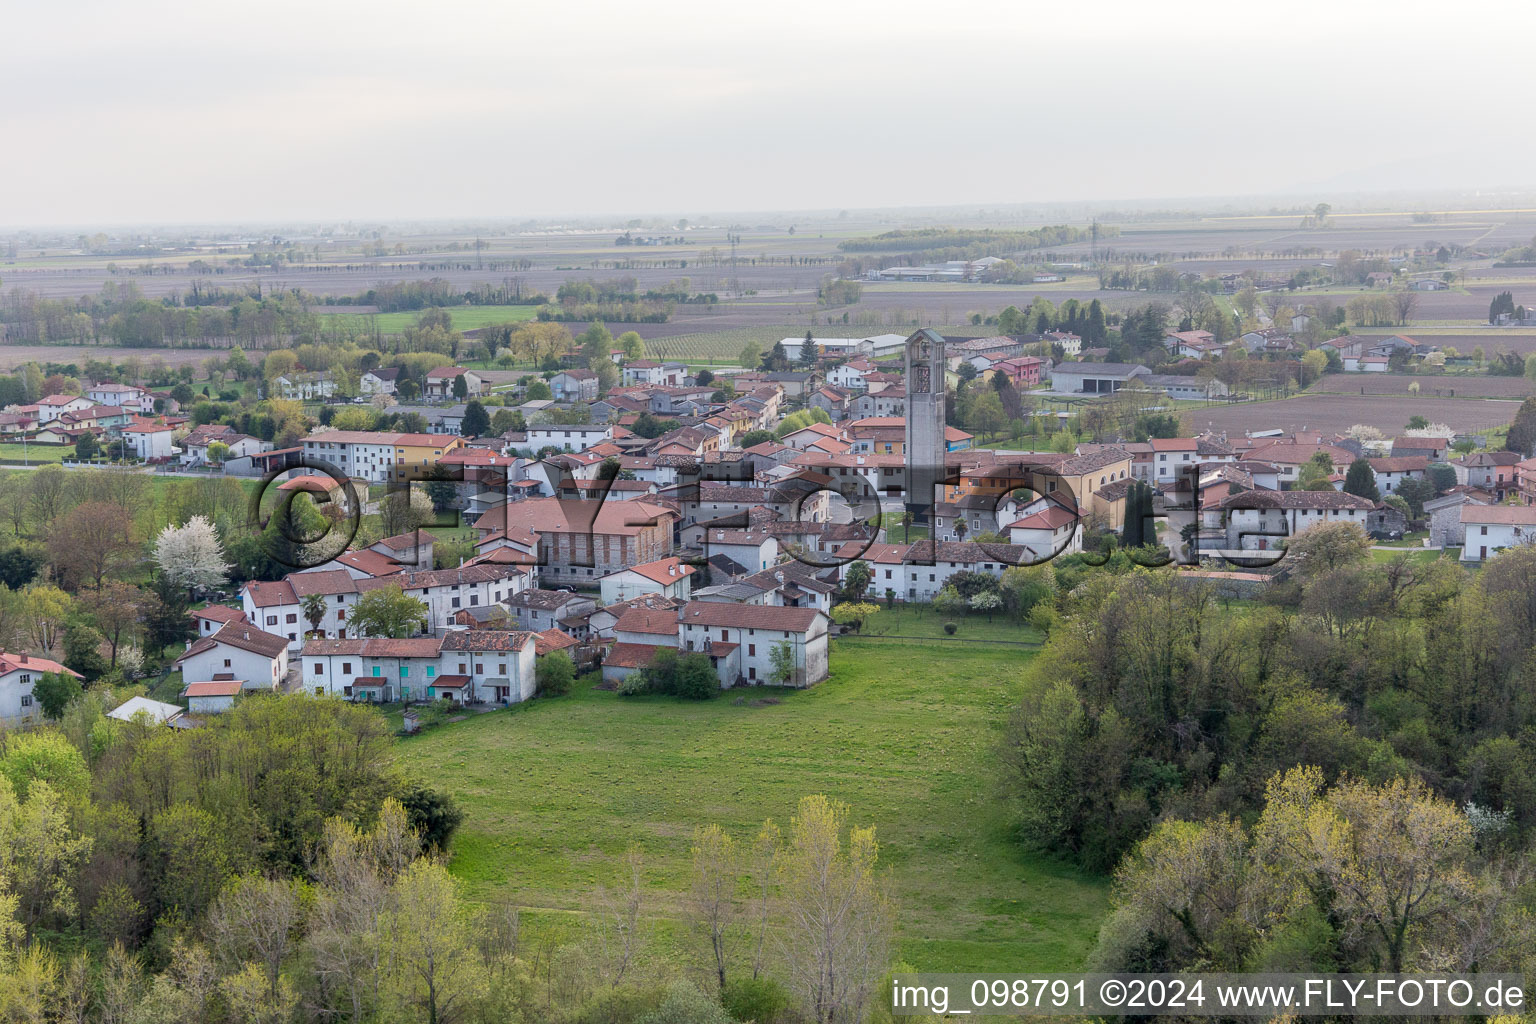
left=6, top=0, right=1535, bottom=226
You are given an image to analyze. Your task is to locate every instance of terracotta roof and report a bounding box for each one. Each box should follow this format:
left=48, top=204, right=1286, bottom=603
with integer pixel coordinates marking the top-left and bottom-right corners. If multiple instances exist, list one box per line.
left=375, top=530, right=436, bottom=551
left=476, top=497, right=676, bottom=539
left=1366, top=456, right=1429, bottom=473
left=191, top=604, right=246, bottom=624
left=616, top=557, right=697, bottom=585
left=0, top=651, right=79, bottom=678
left=679, top=602, right=822, bottom=632
left=614, top=606, right=680, bottom=636
left=439, top=630, right=536, bottom=652
left=604, top=642, right=666, bottom=669
left=534, top=629, right=579, bottom=655
left=1461, top=505, right=1536, bottom=525
left=1220, top=490, right=1376, bottom=510
left=182, top=680, right=244, bottom=697
left=210, top=622, right=289, bottom=658
left=509, top=588, right=587, bottom=611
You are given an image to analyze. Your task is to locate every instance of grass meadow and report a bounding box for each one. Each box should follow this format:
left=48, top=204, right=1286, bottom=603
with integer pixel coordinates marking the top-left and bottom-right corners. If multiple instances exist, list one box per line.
left=394, top=632, right=1106, bottom=973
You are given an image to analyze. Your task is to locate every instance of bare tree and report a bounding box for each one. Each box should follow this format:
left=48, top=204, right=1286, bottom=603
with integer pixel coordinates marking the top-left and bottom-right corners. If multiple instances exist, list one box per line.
left=1393, top=290, right=1419, bottom=326
left=776, top=796, right=893, bottom=1024
left=593, top=847, right=645, bottom=984
left=689, top=824, right=739, bottom=995
left=207, top=874, right=304, bottom=1005
left=749, top=820, right=780, bottom=981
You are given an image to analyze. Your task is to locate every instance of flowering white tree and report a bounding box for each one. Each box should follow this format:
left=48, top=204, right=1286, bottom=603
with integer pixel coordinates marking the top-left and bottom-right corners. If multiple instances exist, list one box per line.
left=155, top=515, right=232, bottom=595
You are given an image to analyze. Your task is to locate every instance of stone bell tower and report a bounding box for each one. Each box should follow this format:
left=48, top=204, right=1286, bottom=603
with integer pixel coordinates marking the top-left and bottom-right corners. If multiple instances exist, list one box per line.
left=904, top=328, right=947, bottom=522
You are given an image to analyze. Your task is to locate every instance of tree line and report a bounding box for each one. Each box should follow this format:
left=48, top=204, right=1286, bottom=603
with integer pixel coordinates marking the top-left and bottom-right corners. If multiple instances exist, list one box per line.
left=1003, top=530, right=1536, bottom=978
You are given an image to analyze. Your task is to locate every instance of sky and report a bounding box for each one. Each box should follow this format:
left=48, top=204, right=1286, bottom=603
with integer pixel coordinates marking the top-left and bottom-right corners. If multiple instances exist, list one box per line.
left=5, top=0, right=1536, bottom=227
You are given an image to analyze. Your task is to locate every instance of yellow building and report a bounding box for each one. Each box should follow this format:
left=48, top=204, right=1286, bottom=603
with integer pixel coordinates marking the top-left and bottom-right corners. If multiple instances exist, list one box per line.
left=392, top=433, right=464, bottom=481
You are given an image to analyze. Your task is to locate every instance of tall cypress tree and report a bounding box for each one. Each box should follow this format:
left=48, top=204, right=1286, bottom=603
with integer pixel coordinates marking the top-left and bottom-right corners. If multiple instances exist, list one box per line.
left=1342, top=459, right=1380, bottom=501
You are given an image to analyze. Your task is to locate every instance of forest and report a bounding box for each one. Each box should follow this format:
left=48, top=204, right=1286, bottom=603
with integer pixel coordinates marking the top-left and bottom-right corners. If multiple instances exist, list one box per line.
left=1005, top=525, right=1536, bottom=978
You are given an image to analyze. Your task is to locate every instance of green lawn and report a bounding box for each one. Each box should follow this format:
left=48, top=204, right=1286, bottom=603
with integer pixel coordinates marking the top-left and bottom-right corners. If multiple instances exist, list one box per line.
left=1369, top=546, right=1446, bottom=565
left=0, top=442, right=67, bottom=463
left=324, top=304, right=539, bottom=333
left=859, top=602, right=1043, bottom=644
left=395, top=636, right=1105, bottom=972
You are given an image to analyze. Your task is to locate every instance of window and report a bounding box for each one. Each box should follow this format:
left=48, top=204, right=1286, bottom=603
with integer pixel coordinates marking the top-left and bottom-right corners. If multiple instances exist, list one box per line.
left=748, top=644, right=755, bottom=656
left=286, top=613, right=297, bottom=624
left=337, top=611, right=345, bottom=621
left=458, top=662, right=467, bottom=673
left=266, top=615, right=277, bottom=625
left=342, top=662, right=351, bottom=674
left=223, top=659, right=231, bottom=668
left=372, top=666, right=381, bottom=677
left=399, top=666, right=409, bottom=677
left=20, top=694, right=31, bottom=707
left=426, top=666, right=436, bottom=678
left=1482, top=526, right=1489, bottom=535
left=451, top=598, right=461, bottom=608
left=499, top=663, right=507, bottom=674
left=315, top=663, right=325, bottom=674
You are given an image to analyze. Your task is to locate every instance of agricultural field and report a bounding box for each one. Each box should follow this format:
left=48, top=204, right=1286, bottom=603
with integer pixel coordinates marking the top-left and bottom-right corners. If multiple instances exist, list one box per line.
left=1194, top=393, right=1521, bottom=437
left=0, top=343, right=220, bottom=372
left=323, top=304, right=540, bottom=333
left=394, top=631, right=1107, bottom=972
left=1309, top=372, right=1535, bottom=399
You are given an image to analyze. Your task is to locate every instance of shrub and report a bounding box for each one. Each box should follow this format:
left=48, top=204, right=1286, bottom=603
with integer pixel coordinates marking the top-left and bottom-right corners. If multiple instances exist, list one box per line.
left=536, top=651, right=576, bottom=696
left=722, top=976, right=791, bottom=1024
left=943, top=621, right=958, bottom=635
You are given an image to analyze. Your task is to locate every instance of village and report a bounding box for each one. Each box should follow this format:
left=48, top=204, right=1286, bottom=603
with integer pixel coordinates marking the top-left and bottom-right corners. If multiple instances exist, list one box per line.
left=3, top=320, right=1530, bottom=731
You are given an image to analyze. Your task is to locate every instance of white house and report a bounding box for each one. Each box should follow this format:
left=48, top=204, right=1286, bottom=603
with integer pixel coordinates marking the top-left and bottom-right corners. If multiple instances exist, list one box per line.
left=622, top=361, right=688, bottom=387
left=87, top=383, right=152, bottom=412
left=123, top=421, right=176, bottom=460
left=437, top=630, right=538, bottom=704
left=34, top=394, right=95, bottom=425
left=677, top=601, right=829, bottom=686
left=526, top=424, right=614, bottom=452
left=1460, top=504, right=1536, bottom=562
left=1005, top=501, right=1082, bottom=560
left=1220, top=490, right=1376, bottom=552
left=0, top=651, right=80, bottom=727
left=275, top=372, right=337, bottom=401
left=174, top=622, right=290, bottom=692
left=181, top=679, right=244, bottom=714
left=548, top=369, right=600, bottom=403
left=1342, top=355, right=1390, bottom=372
left=1365, top=455, right=1428, bottom=494
left=360, top=368, right=399, bottom=395
left=698, top=528, right=779, bottom=574
left=243, top=563, right=529, bottom=650
left=300, top=631, right=537, bottom=704
left=600, top=557, right=697, bottom=603
left=506, top=589, right=598, bottom=632
left=298, top=637, right=442, bottom=701
left=838, top=540, right=1036, bottom=603
left=425, top=367, right=486, bottom=400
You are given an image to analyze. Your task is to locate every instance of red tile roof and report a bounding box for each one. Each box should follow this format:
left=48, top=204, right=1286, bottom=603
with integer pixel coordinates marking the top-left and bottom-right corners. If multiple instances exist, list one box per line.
left=679, top=602, right=822, bottom=632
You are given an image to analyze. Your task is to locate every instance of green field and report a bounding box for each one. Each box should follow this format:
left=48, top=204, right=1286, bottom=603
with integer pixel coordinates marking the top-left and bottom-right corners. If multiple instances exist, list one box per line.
left=395, top=634, right=1106, bottom=972
left=324, top=304, right=540, bottom=333
left=0, top=442, right=66, bottom=463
